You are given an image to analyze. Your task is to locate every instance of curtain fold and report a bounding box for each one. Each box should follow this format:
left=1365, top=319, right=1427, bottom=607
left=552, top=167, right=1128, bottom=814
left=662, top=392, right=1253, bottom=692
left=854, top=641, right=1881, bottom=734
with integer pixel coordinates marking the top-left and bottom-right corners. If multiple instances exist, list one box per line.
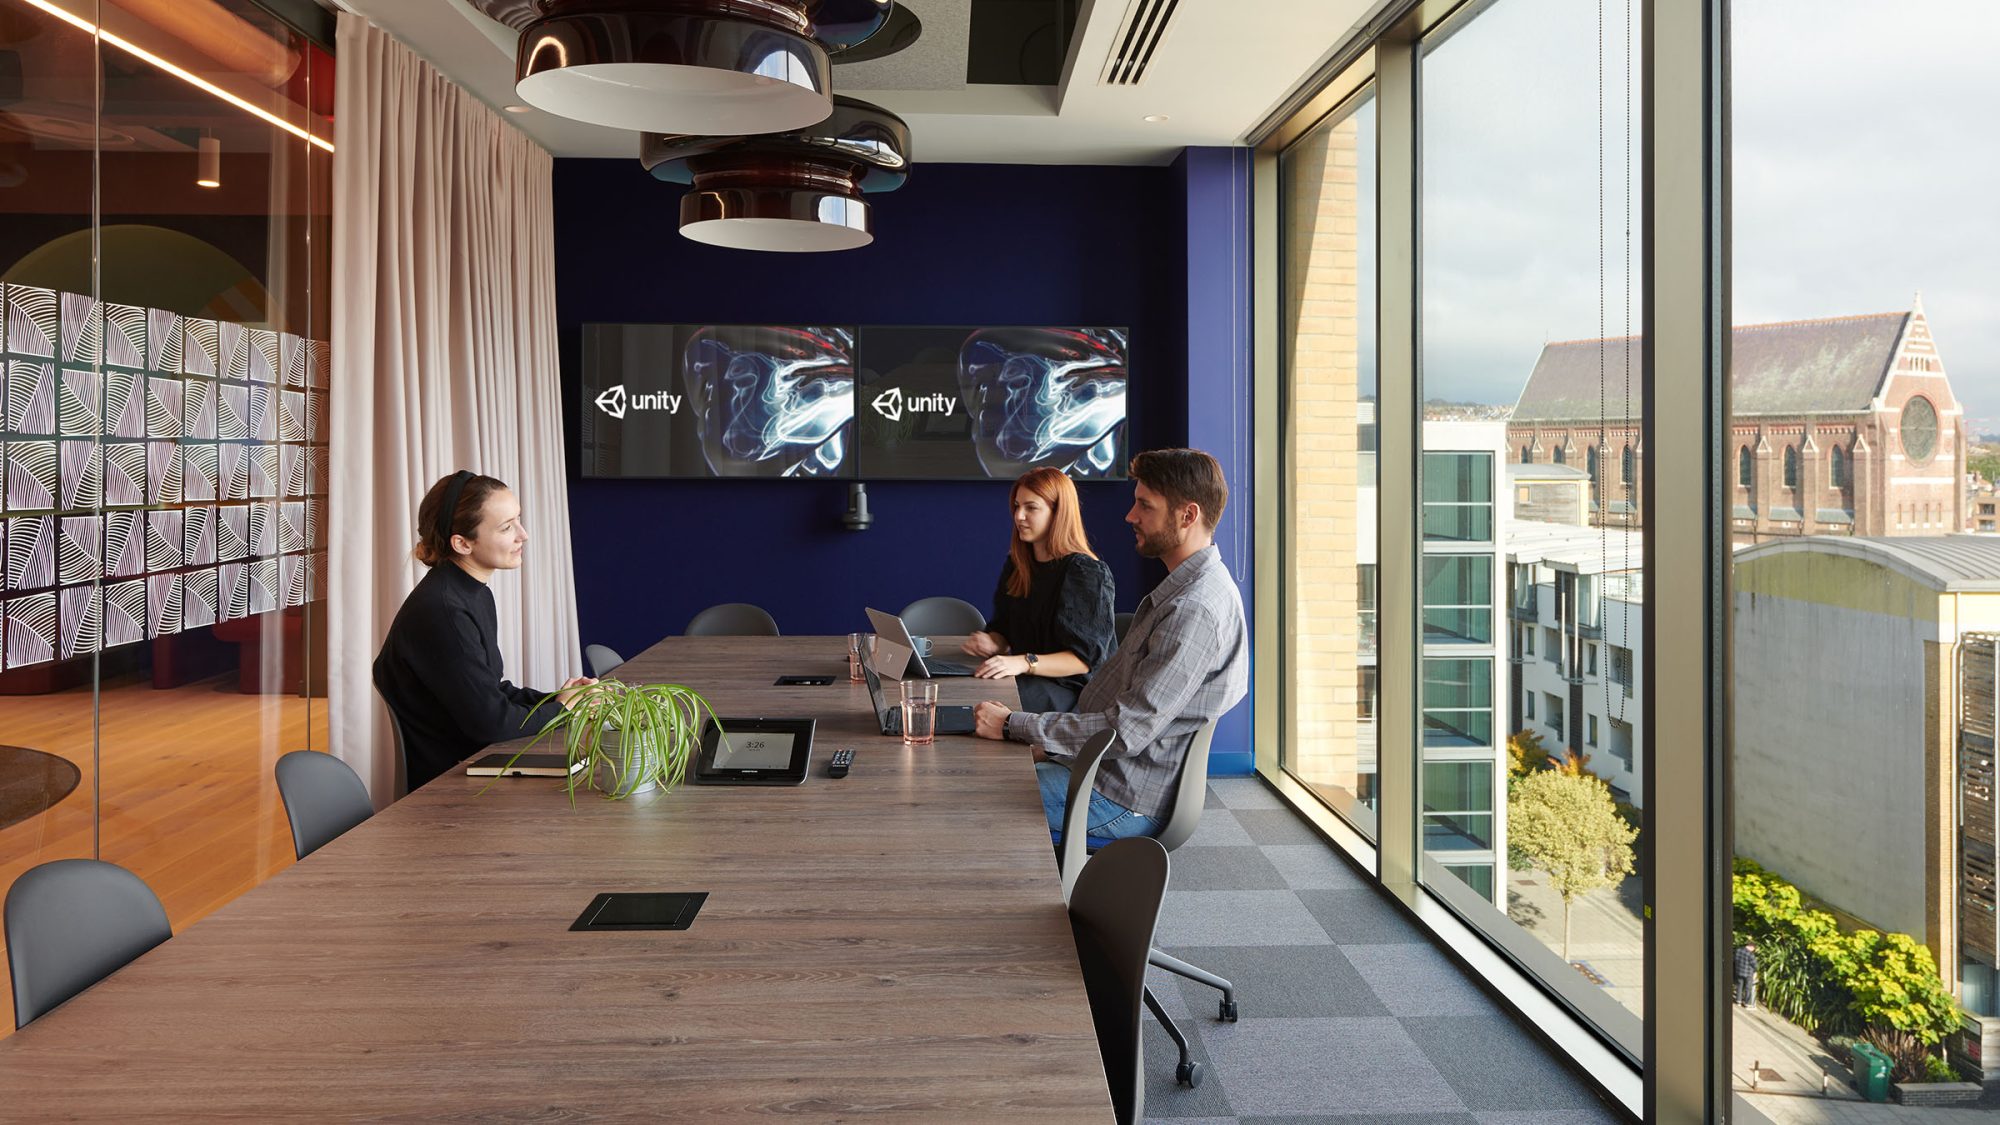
left=329, top=14, right=581, bottom=803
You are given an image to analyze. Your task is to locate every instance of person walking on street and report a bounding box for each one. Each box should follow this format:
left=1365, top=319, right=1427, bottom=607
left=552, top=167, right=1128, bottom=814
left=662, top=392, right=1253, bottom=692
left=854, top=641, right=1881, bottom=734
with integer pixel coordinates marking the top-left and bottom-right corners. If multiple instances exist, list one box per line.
left=1734, top=938, right=1760, bottom=1008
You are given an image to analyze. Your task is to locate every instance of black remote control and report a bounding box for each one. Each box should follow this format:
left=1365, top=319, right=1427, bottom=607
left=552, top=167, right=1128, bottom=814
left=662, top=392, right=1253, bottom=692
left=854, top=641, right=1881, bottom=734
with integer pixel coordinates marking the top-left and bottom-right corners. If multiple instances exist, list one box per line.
left=827, top=748, right=854, bottom=778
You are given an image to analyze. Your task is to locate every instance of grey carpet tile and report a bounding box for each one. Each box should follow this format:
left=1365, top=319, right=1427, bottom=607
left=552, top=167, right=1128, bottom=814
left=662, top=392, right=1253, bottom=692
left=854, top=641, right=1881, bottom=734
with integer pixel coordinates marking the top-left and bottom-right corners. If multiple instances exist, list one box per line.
left=1403, top=1015, right=1618, bottom=1114
left=1158, top=943, right=1390, bottom=1019
left=1474, top=1113, right=1624, bottom=1125
left=1146, top=960, right=1197, bottom=1020
left=1210, top=777, right=1286, bottom=810
left=1156, top=890, right=1335, bottom=946
left=1165, top=844, right=1292, bottom=892
left=1240, top=1115, right=1479, bottom=1125
left=1206, top=787, right=1226, bottom=809
left=1296, top=887, right=1426, bottom=944
left=1183, top=807, right=1257, bottom=848
left=1142, top=1017, right=1236, bottom=1118
left=1240, top=1104, right=1480, bottom=1112
left=1196, top=1017, right=1468, bottom=1117
left=1232, top=807, right=1333, bottom=846
left=1262, top=843, right=1369, bottom=891
left=1472, top=1104, right=1624, bottom=1112
left=1342, top=943, right=1504, bottom=1018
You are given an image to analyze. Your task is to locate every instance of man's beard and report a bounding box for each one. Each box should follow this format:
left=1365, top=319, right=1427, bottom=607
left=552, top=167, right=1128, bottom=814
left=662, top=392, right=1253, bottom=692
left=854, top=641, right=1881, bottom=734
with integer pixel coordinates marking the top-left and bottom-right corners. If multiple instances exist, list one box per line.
left=1132, top=523, right=1180, bottom=559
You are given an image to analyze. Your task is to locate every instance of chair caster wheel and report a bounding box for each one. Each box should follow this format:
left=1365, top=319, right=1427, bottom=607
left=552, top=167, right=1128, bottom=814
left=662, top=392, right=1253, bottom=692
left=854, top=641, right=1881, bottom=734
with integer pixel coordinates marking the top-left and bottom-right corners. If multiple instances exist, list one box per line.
left=1218, top=999, right=1239, bottom=1022
left=1177, top=1060, right=1203, bottom=1088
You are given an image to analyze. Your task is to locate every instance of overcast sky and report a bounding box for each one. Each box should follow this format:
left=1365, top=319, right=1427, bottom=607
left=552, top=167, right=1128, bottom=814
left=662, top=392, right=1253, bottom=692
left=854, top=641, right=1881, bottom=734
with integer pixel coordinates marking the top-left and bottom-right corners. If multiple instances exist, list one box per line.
left=1399, top=0, right=2000, bottom=429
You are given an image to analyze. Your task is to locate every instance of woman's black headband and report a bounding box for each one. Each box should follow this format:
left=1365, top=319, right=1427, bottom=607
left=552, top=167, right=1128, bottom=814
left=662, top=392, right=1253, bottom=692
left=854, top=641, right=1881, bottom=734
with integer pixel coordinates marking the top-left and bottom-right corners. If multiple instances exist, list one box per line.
left=436, top=470, right=474, bottom=546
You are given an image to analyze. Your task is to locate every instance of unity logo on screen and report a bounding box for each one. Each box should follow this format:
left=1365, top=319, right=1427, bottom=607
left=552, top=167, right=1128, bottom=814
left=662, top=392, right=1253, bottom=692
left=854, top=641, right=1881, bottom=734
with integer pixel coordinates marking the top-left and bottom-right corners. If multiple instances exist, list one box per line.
left=592, top=385, right=683, bottom=421
left=868, top=387, right=958, bottom=423
left=580, top=323, right=1127, bottom=480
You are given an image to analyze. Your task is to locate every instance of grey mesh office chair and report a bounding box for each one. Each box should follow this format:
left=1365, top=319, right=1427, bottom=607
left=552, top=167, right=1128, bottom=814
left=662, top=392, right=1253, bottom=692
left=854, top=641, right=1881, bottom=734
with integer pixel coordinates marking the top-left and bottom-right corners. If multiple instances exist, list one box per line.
left=275, top=751, right=374, bottom=860
left=685, top=602, right=780, bottom=637
left=1114, top=612, right=1135, bottom=644
left=5, top=859, right=171, bottom=1028
left=1068, top=836, right=1170, bottom=1125
left=1058, top=718, right=1232, bottom=1088
left=584, top=644, right=625, bottom=678
left=897, top=596, right=984, bottom=636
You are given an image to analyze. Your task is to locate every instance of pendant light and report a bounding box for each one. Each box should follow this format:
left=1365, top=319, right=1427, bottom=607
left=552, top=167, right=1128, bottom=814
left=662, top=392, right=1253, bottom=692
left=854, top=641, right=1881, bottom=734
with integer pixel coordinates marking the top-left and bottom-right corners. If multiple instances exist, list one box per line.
left=196, top=133, right=221, bottom=188
left=469, top=0, right=894, bottom=136
left=639, top=95, right=910, bottom=252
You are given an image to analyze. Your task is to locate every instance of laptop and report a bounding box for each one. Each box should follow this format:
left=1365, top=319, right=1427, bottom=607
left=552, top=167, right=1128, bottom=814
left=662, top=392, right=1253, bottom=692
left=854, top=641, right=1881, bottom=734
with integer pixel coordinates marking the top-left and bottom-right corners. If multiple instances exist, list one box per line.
left=864, top=607, right=977, bottom=677
left=864, top=662, right=976, bottom=736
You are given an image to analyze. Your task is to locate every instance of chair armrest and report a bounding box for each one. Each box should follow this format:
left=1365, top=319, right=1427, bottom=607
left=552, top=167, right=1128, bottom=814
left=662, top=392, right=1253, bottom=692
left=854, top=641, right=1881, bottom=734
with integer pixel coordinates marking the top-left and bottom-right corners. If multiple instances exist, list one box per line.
left=1058, top=729, right=1118, bottom=905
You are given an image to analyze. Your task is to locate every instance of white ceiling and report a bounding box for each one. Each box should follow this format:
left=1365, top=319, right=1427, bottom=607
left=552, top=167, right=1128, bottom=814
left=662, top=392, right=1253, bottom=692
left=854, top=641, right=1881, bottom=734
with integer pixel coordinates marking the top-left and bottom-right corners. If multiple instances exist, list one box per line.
left=331, top=0, right=1375, bottom=165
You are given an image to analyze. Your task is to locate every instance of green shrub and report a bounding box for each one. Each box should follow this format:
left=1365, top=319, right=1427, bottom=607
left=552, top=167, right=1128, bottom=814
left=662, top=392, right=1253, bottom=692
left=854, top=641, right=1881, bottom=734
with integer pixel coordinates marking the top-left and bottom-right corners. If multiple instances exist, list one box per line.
left=1923, top=1053, right=1962, bottom=1083
left=1732, top=858, right=1959, bottom=1047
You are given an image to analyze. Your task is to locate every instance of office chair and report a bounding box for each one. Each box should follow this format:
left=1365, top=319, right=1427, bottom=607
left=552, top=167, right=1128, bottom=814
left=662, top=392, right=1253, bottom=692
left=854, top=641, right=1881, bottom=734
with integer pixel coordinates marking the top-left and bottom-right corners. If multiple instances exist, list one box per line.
left=1114, top=612, right=1135, bottom=644
left=897, top=596, right=984, bottom=637
left=5, top=859, right=171, bottom=1029
left=1057, top=718, right=1232, bottom=1089
left=370, top=675, right=415, bottom=798
left=1068, top=836, right=1170, bottom=1125
left=685, top=602, right=780, bottom=637
left=275, top=751, right=375, bottom=860
left=584, top=644, right=625, bottom=678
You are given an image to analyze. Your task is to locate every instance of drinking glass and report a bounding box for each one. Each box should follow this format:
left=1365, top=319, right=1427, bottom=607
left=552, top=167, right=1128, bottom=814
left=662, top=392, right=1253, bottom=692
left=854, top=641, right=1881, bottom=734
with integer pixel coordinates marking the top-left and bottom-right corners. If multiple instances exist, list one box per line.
left=847, top=632, right=876, bottom=682
left=900, top=680, right=939, bottom=745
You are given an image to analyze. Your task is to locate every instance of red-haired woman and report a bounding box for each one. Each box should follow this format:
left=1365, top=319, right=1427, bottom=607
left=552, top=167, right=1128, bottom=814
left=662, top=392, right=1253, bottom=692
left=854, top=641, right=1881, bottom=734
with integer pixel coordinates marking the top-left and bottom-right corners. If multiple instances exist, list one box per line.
left=373, top=471, right=593, bottom=791
left=962, top=467, right=1116, bottom=713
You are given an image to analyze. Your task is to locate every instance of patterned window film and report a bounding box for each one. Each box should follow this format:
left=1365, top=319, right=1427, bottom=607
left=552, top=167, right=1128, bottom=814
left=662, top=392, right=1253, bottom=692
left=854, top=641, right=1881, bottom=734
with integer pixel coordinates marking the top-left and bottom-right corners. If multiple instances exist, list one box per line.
left=2, top=285, right=328, bottom=670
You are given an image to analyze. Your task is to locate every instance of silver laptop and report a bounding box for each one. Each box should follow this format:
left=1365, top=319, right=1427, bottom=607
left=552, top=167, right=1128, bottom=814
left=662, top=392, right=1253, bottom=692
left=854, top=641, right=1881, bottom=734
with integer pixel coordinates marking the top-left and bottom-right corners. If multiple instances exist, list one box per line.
left=863, top=662, right=976, bottom=736
left=864, top=607, right=976, bottom=677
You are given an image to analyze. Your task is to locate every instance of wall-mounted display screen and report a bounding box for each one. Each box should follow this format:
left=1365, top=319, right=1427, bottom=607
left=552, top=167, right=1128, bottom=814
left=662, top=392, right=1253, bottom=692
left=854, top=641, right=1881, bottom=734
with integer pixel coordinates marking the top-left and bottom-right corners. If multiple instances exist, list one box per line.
left=581, top=324, right=856, bottom=478
left=854, top=327, right=1128, bottom=480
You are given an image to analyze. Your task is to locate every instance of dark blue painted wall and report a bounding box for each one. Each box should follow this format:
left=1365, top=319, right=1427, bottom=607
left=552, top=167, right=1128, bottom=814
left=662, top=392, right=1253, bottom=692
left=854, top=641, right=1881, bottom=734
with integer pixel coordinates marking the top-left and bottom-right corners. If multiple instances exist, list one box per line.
left=553, top=153, right=1254, bottom=773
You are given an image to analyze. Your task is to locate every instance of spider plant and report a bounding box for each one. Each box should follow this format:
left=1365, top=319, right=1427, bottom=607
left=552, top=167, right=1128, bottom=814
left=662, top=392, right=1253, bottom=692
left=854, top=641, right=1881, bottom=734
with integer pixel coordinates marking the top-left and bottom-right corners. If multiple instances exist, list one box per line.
left=495, top=678, right=718, bottom=801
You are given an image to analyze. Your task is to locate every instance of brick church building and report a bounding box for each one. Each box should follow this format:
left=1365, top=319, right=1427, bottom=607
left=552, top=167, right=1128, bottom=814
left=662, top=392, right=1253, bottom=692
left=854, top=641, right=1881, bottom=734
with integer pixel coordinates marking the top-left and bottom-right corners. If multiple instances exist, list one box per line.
left=1507, top=298, right=1965, bottom=544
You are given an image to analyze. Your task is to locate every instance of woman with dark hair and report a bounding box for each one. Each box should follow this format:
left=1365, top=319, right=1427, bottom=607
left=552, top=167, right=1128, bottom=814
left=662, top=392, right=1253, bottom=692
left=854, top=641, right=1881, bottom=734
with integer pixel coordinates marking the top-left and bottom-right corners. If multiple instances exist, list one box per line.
left=373, top=471, right=592, bottom=791
left=961, top=467, right=1116, bottom=713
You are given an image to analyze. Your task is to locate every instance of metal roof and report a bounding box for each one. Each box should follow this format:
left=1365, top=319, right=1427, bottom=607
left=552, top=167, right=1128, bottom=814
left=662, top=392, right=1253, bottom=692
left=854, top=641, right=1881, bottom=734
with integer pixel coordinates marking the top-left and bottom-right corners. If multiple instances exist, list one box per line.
left=1505, top=520, right=1643, bottom=576
left=1734, top=535, right=2000, bottom=592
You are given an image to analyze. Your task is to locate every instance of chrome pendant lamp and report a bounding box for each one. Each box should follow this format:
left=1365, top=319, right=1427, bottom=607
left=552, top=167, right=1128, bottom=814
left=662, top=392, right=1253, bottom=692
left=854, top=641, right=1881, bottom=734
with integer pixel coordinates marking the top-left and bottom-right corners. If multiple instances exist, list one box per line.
left=469, top=0, right=893, bottom=135
left=640, top=95, right=911, bottom=252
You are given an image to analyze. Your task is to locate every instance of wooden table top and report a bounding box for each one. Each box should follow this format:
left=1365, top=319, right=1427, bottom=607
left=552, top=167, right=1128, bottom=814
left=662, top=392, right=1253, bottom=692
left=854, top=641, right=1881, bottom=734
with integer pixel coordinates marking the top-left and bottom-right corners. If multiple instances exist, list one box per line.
left=0, top=636, right=1112, bottom=1121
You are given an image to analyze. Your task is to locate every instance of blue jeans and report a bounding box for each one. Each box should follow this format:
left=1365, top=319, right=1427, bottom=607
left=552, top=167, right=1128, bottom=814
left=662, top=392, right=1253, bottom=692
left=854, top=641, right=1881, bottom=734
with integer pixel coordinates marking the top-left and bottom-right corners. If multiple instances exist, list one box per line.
left=1037, top=760, right=1161, bottom=842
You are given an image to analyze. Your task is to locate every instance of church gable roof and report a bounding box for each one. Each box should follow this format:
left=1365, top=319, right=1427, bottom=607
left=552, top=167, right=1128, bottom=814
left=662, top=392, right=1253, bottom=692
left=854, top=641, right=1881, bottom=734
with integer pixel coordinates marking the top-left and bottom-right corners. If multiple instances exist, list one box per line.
left=1510, top=312, right=1910, bottom=423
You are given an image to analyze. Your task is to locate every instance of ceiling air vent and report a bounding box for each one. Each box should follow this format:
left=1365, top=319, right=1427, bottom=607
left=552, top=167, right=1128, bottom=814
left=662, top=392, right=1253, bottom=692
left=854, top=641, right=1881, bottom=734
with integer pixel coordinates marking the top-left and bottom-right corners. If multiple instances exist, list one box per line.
left=1098, top=0, right=1180, bottom=86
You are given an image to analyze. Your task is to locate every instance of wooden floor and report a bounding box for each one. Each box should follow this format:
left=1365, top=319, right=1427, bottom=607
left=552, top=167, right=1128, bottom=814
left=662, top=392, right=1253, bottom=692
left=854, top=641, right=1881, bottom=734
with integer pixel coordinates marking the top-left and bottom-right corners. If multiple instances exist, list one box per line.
left=0, top=673, right=328, bottom=1039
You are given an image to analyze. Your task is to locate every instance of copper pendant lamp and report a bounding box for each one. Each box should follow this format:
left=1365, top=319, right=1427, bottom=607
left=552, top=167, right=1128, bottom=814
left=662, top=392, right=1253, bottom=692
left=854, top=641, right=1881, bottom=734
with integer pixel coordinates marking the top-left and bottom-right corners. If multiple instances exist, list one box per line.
left=640, top=95, right=910, bottom=252
left=468, top=0, right=894, bottom=135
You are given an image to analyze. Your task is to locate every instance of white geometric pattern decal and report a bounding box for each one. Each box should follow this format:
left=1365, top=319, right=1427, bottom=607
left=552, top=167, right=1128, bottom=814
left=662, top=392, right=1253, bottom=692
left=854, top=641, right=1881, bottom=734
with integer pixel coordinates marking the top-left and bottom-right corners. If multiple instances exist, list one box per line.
left=59, top=440, right=100, bottom=511
left=147, top=572, right=181, bottom=638
left=184, top=505, right=216, bottom=566
left=104, top=443, right=146, bottom=507
left=59, top=584, right=100, bottom=659
left=147, top=509, right=184, bottom=571
left=5, top=285, right=57, bottom=357
left=183, top=567, right=218, bottom=629
left=6, top=442, right=57, bottom=511
left=6, top=516, right=53, bottom=590
left=104, top=304, right=145, bottom=370
left=104, top=579, right=145, bottom=647
left=8, top=360, right=56, bottom=435
left=105, top=510, right=143, bottom=578
left=57, top=515, right=100, bottom=585
left=5, top=591, right=56, bottom=669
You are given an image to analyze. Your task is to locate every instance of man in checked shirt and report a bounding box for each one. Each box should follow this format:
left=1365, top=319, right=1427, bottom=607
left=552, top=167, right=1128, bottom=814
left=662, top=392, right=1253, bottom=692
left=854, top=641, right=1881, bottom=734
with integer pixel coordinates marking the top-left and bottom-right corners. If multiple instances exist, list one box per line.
left=975, top=448, right=1248, bottom=840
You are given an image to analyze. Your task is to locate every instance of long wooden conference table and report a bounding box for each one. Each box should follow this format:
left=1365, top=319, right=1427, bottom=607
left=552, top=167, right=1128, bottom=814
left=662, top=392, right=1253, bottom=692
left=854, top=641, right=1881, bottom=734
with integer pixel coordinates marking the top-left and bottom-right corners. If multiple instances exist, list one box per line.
left=0, top=635, right=1113, bottom=1120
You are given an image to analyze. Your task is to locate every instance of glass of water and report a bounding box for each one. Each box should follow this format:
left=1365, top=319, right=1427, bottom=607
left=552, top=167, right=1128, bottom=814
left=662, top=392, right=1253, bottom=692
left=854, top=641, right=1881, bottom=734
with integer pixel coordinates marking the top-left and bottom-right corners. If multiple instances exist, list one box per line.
left=899, top=679, right=939, bottom=745
left=847, top=632, right=875, bottom=682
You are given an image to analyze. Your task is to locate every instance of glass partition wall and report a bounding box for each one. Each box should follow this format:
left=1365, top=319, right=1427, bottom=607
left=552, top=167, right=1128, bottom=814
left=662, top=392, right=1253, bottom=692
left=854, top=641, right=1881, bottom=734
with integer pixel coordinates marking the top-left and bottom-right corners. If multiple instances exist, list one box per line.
left=0, top=0, right=332, bottom=1035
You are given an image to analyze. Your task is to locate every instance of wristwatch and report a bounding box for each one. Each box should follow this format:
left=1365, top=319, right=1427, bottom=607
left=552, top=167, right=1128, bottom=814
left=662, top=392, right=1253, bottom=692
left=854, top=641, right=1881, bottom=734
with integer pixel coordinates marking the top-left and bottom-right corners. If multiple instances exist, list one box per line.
left=1022, top=653, right=1039, bottom=675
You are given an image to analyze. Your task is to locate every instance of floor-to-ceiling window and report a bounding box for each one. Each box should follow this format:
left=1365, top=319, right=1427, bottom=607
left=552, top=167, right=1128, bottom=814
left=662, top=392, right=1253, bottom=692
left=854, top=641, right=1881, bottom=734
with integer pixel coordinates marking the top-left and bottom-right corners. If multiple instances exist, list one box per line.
left=1416, top=0, right=1645, bottom=1052
left=1727, top=0, right=1999, bottom=1108
left=0, top=1, right=332, bottom=1030
left=1278, top=85, right=1379, bottom=837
